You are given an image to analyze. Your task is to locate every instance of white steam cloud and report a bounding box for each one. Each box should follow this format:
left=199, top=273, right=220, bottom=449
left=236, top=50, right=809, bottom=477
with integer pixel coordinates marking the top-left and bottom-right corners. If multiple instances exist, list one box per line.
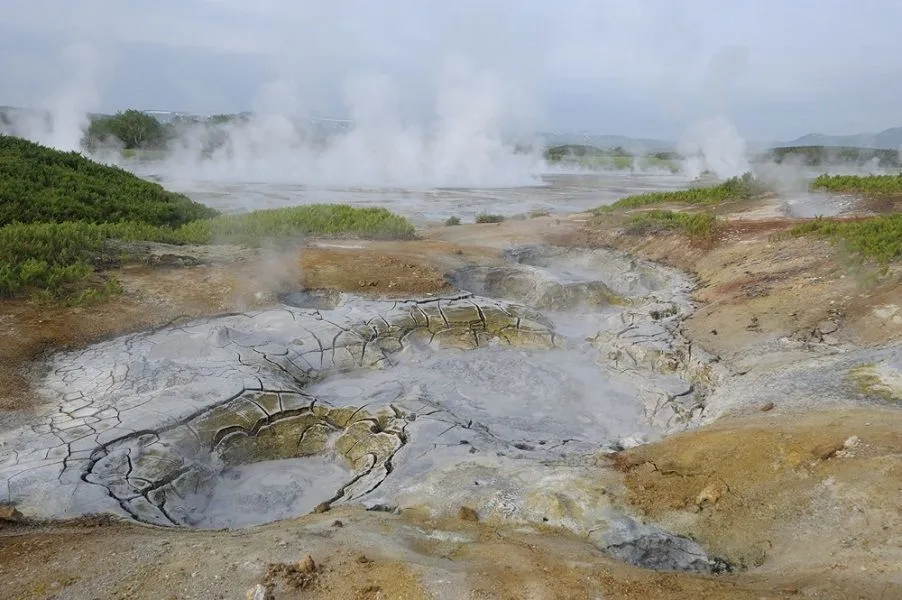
left=158, top=64, right=546, bottom=188
left=5, top=42, right=107, bottom=151
left=678, top=116, right=750, bottom=179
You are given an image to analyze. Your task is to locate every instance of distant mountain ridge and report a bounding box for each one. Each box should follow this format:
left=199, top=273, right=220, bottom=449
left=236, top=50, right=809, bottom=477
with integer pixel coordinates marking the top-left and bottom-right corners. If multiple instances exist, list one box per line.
left=537, top=132, right=675, bottom=153
left=784, top=127, right=902, bottom=150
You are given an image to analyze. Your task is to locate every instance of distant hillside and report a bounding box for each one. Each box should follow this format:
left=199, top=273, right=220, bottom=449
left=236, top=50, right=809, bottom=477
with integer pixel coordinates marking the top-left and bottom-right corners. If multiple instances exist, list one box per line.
left=785, top=127, right=902, bottom=150
left=539, top=132, right=675, bottom=153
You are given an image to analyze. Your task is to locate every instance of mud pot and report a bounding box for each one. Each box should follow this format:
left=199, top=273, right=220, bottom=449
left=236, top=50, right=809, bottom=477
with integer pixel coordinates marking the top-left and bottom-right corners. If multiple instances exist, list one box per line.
left=2, top=173, right=901, bottom=599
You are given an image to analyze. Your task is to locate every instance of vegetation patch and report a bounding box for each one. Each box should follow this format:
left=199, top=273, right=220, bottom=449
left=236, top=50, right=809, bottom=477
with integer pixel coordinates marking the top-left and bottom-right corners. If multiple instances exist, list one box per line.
left=444, top=216, right=461, bottom=226
left=598, top=173, right=769, bottom=212
left=623, top=210, right=718, bottom=242
left=810, top=173, right=902, bottom=196
left=544, top=144, right=680, bottom=173
left=0, top=135, right=417, bottom=303
left=177, top=205, right=416, bottom=245
left=83, top=109, right=171, bottom=151
left=847, top=364, right=901, bottom=402
left=763, top=146, right=902, bottom=168
left=0, top=135, right=216, bottom=227
left=790, top=214, right=902, bottom=265
left=475, top=214, right=505, bottom=224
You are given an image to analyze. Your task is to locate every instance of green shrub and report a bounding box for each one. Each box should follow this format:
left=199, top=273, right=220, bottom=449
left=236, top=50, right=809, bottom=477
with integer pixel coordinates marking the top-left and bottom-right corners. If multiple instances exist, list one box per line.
left=83, top=109, right=170, bottom=150
left=176, top=205, right=416, bottom=245
left=0, top=134, right=217, bottom=227
left=810, top=173, right=902, bottom=196
left=599, top=172, right=769, bottom=211
left=790, top=214, right=902, bottom=265
left=475, top=214, right=505, bottom=224
left=0, top=206, right=417, bottom=301
left=0, top=136, right=418, bottom=302
left=444, top=216, right=461, bottom=226
left=624, top=210, right=718, bottom=241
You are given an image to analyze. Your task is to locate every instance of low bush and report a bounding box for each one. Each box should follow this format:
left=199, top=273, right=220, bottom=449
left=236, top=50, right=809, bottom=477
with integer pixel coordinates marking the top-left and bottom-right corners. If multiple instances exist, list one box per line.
left=475, top=214, right=505, bottom=224
left=0, top=135, right=217, bottom=227
left=810, top=173, right=902, bottom=196
left=0, top=135, right=418, bottom=303
left=0, top=206, right=417, bottom=301
left=790, top=214, right=902, bottom=265
left=624, top=210, right=719, bottom=241
left=599, top=172, right=769, bottom=211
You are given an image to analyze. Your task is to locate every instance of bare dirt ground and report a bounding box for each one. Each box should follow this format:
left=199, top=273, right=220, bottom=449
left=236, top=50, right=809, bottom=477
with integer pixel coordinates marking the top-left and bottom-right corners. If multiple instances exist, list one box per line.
left=552, top=213, right=902, bottom=365
left=0, top=507, right=859, bottom=600
left=1, top=201, right=901, bottom=598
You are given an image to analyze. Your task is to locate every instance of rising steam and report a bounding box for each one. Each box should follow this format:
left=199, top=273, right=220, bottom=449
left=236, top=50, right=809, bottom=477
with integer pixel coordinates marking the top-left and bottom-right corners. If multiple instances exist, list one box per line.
left=678, top=116, right=751, bottom=179
left=156, top=66, right=546, bottom=189
left=4, top=42, right=107, bottom=152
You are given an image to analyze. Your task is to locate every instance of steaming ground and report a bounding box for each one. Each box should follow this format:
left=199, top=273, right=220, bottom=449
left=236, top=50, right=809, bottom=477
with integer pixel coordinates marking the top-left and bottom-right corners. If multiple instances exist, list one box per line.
left=128, top=167, right=694, bottom=223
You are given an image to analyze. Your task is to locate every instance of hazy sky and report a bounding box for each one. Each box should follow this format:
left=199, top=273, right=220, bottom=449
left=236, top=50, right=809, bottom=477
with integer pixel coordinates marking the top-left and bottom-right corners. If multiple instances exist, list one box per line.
left=2, top=0, right=901, bottom=141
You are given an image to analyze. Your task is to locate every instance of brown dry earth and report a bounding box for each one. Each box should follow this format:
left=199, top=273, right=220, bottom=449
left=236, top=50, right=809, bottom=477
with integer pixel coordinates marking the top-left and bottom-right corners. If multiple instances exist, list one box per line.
left=1, top=201, right=901, bottom=598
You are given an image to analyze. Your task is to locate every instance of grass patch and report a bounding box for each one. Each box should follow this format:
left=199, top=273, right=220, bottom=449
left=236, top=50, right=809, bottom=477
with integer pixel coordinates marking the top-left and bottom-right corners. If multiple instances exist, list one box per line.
left=789, top=214, right=902, bottom=265
left=475, top=214, right=505, bottom=224
left=0, top=135, right=217, bottom=227
left=1, top=136, right=416, bottom=303
left=847, top=364, right=900, bottom=402
left=623, top=210, right=718, bottom=242
left=599, top=172, right=769, bottom=212
left=0, top=206, right=416, bottom=301
left=444, top=216, right=461, bottom=226
left=176, top=205, right=417, bottom=245
left=810, top=173, right=902, bottom=196
left=528, top=209, right=551, bottom=218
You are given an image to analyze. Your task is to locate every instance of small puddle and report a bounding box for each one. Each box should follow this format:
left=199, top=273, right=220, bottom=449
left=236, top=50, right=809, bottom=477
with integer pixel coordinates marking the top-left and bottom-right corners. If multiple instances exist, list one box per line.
left=188, top=455, right=351, bottom=528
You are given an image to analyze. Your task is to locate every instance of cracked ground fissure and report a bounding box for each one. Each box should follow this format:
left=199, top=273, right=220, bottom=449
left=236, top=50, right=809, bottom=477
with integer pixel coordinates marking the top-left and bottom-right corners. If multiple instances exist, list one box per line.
left=0, top=246, right=736, bottom=574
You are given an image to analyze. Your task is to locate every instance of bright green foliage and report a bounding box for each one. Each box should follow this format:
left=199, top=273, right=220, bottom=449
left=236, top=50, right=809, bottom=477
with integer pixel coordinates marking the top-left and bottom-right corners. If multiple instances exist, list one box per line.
left=0, top=221, right=182, bottom=300
left=600, top=172, right=769, bottom=211
left=0, top=136, right=418, bottom=302
left=0, top=135, right=217, bottom=227
left=83, top=109, right=169, bottom=150
left=0, top=207, right=417, bottom=300
left=790, top=214, right=902, bottom=265
left=624, top=210, right=718, bottom=240
left=475, top=214, right=505, bottom=224
left=810, top=173, right=902, bottom=196
left=176, top=205, right=417, bottom=245
left=544, top=144, right=679, bottom=173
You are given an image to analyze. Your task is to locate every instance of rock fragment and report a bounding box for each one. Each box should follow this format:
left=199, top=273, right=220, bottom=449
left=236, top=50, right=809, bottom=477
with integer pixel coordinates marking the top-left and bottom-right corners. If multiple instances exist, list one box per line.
left=812, top=440, right=845, bottom=461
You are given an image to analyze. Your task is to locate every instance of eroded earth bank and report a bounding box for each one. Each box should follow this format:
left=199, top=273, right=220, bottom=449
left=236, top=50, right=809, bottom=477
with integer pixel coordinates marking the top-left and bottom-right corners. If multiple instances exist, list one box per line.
left=2, top=197, right=902, bottom=599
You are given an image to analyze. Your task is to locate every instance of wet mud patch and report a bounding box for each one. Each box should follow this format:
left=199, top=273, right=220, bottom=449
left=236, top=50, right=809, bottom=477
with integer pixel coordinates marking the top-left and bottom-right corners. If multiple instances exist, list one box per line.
left=85, top=392, right=408, bottom=527
left=0, top=296, right=556, bottom=525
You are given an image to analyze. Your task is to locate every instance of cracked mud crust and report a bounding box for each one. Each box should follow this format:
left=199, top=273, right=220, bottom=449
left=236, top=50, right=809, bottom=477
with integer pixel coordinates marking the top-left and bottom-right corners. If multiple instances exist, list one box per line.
left=1, top=192, right=901, bottom=598
left=0, top=295, right=558, bottom=526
